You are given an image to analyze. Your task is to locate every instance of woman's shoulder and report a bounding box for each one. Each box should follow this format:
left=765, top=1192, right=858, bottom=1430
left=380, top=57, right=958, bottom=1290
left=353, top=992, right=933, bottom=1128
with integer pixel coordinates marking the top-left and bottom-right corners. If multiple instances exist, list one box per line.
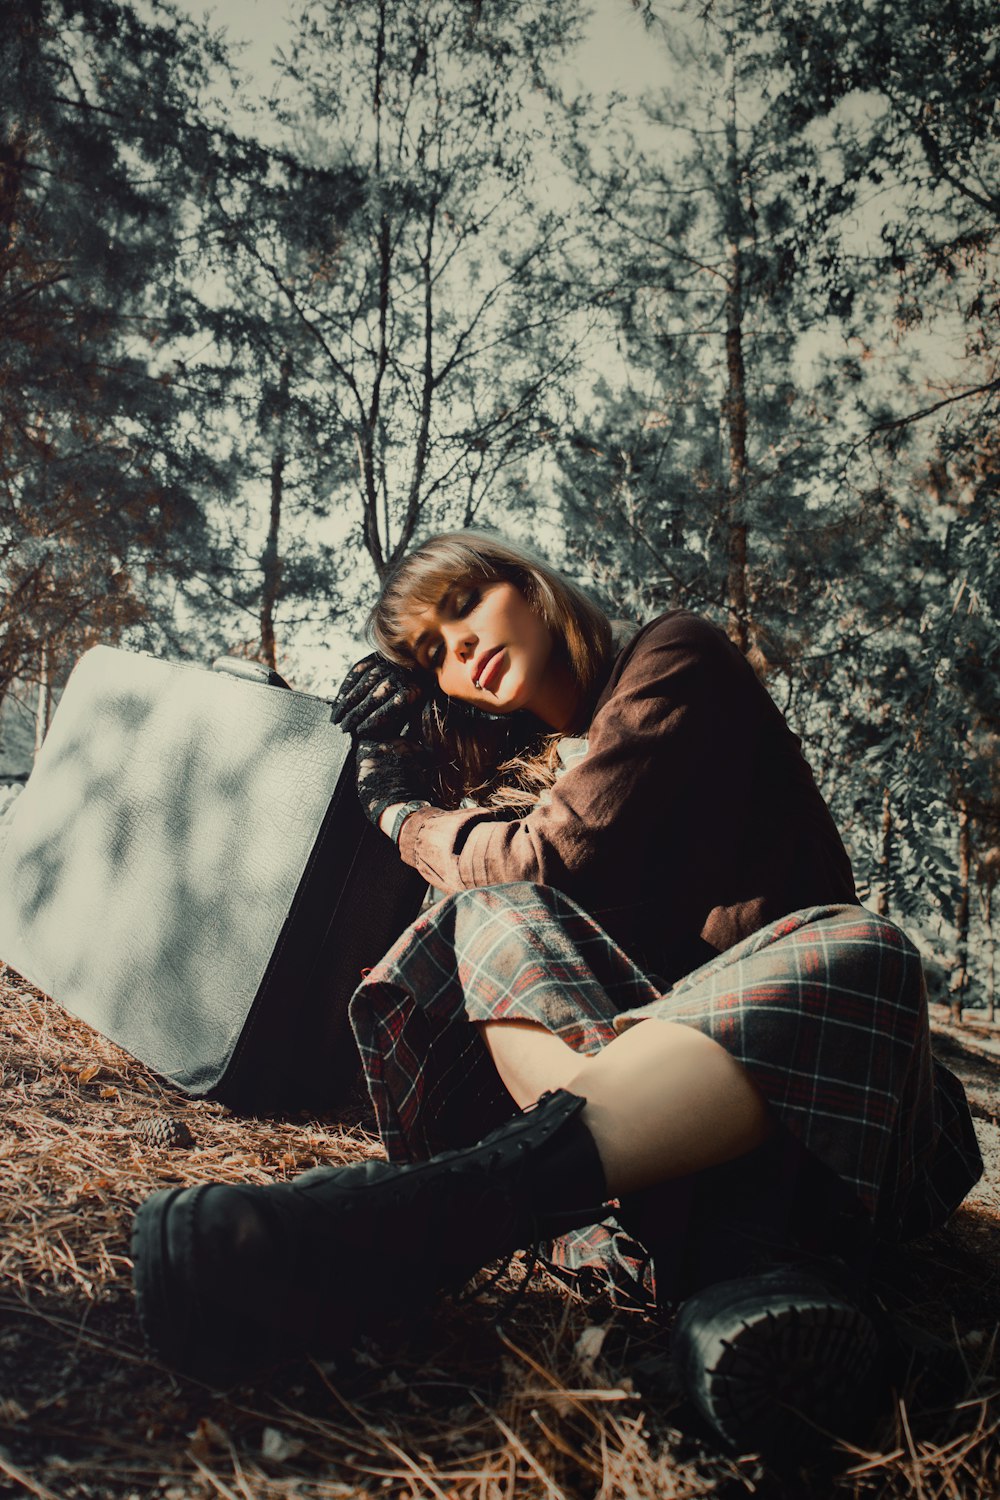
left=614, top=609, right=735, bottom=665
left=589, top=611, right=740, bottom=719
left=593, top=610, right=761, bottom=715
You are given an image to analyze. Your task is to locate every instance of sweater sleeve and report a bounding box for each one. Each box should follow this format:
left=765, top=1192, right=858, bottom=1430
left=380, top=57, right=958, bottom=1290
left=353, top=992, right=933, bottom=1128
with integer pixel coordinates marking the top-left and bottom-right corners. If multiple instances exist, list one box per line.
left=396, top=614, right=743, bottom=902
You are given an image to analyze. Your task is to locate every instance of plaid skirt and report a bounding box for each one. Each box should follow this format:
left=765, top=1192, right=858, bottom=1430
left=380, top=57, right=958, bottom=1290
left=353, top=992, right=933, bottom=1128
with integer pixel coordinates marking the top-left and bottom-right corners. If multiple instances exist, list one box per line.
left=349, top=883, right=982, bottom=1303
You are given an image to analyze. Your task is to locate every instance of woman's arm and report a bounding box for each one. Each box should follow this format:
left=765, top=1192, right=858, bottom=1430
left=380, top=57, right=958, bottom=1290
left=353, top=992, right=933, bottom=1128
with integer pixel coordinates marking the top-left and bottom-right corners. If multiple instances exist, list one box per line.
left=378, top=805, right=404, bottom=838
left=378, top=802, right=431, bottom=842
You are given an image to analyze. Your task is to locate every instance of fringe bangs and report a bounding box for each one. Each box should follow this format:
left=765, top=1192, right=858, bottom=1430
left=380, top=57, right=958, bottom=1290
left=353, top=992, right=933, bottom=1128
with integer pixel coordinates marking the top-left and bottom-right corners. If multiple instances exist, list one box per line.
left=366, top=530, right=612, bottom=808
left=368, top=537, right=514, bottom=664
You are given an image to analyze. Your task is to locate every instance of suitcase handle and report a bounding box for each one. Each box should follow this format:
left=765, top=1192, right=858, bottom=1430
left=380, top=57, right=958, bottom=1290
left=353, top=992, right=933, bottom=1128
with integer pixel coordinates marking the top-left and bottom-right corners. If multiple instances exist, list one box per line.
left=212, top=657, right=292, bottom=690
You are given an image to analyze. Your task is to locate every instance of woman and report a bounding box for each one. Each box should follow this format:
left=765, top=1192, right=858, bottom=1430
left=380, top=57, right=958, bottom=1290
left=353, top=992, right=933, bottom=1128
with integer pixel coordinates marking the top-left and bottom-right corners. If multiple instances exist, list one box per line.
left=131, top=532, right=981, bottom=1455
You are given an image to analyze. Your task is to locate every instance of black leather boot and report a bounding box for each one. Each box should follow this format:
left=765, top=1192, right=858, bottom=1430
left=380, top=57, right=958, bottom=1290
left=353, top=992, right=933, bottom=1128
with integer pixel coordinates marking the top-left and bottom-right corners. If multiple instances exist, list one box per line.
left=131, top=1089, right=608, bottom=1379
left=670, top=1265, right=886, bottom=1457
left=620, top=1133, right=887, bottom=1455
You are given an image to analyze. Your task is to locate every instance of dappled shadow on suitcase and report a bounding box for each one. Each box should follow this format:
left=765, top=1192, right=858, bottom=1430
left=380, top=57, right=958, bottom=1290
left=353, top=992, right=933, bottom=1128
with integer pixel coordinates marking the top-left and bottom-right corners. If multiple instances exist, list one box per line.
left=0, top=663, right=357, bottom=1102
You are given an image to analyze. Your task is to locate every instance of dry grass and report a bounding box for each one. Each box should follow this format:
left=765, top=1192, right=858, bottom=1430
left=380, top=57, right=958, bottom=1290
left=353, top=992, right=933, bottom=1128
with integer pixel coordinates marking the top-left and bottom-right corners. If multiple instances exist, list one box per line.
left=2, top=964, right=1000, bottom=1500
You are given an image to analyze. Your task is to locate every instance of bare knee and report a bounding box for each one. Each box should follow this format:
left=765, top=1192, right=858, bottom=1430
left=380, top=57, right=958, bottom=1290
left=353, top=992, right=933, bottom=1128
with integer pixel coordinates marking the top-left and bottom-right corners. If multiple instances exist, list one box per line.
left=562, top=1019, right=775, bottom=1195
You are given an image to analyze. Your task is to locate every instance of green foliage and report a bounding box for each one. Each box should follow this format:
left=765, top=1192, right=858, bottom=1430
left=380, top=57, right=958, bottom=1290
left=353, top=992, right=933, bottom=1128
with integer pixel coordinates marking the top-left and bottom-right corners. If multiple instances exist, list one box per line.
left=229, top=0, right=587, bottom=586
left=558, top=0, right=998, bottom=995
left=746, top=0, right=1000, bottom=983
left=0, top=0, right=228, bottom=696
left=554, top=5, right=860, bottom=650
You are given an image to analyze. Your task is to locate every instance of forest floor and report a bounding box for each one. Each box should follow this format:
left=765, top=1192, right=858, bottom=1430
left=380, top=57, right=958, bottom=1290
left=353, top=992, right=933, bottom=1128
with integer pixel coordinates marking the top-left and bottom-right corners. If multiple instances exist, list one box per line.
left=3, top=972, right=1000, bottom=1500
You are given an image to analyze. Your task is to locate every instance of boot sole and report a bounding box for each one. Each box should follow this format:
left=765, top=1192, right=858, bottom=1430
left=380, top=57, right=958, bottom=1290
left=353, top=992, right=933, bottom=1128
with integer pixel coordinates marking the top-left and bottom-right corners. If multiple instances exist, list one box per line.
left=672, top=1274, right=883, bottom=1455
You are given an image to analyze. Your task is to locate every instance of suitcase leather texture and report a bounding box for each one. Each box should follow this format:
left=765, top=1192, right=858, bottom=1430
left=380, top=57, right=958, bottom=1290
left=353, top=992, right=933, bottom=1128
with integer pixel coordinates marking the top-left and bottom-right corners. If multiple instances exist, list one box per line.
left=0, top=646, right=426, bottom=1113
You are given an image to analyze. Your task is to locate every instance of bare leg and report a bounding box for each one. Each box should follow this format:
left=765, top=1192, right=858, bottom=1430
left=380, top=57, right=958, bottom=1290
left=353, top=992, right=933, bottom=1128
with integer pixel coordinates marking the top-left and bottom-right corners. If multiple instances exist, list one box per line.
left=477, top=1020, right=593, bottom=1110
left=479, top=1017, right=773, bottom=1196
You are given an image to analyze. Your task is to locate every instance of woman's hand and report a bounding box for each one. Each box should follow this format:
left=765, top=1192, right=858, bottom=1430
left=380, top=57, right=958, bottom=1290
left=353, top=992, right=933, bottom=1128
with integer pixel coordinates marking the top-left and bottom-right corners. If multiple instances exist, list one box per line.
left=332, top=652, right=427, bottom=739
left=355, top=738, right=434, bottom=829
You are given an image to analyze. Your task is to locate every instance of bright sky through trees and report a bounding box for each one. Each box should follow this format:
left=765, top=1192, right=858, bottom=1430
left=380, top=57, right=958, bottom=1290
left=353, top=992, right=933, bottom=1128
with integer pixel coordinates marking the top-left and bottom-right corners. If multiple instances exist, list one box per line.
left=186, top=0, right=670, bottom=98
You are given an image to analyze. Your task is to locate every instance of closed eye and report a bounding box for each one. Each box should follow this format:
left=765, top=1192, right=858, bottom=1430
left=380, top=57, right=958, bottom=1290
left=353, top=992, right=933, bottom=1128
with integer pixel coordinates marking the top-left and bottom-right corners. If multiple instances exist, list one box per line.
left=455, top=585, right=480, bottom=616
left=418, top=584, right=482, bottom=669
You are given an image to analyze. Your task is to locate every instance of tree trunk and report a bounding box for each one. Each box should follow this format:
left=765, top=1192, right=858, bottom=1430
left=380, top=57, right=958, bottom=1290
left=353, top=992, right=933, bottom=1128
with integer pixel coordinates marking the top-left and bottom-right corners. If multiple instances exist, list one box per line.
left=951, top=795, right=971, bottom=1024
left=0, top=130, right=28, bottom=235
left=362, top=0, right=391, bottom=580
left=723, top=32, right=749, bottom=654
left=986, top=879, right=995, bottom=1024
left=260, top=350, right=290, bottom=671
left=395, top=199, right=436, bottom=569
left=34, top=641, right=51, bottom=755
left=874, top=784, right=892, bottom=916
left=979, top=856, right=997, bottom=1025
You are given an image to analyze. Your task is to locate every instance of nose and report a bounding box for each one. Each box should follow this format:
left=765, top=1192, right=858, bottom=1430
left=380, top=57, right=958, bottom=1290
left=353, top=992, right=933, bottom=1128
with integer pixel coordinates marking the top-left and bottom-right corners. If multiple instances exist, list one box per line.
left=441, top=620, right=477, bottom=663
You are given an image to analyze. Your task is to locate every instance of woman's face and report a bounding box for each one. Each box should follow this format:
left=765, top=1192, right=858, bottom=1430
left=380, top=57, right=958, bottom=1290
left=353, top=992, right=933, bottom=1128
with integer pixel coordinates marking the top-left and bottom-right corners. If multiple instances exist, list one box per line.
left=405, top=578, right=575, bottom=726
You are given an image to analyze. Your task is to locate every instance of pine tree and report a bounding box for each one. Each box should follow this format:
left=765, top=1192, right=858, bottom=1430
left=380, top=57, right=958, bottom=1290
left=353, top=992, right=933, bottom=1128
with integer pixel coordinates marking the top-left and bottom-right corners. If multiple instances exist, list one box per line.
left=199, top=0, right=587, bottom=619
left=748, top=0, right=1000, bottom=993
left=554, top=3, right=850, bottom=674
left=0, top=0, right=225, bottom=704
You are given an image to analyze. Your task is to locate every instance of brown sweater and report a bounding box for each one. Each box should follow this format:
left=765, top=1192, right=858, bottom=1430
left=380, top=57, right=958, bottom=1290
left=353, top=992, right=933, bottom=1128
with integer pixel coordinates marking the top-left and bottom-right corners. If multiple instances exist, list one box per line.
left=399, top=611, right=857, bottom=986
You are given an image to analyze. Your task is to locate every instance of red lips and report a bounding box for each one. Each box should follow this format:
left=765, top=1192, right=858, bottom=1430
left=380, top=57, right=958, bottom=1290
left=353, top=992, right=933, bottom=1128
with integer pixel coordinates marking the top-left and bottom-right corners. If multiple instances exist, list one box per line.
left=473, top=645, right=504, bottom=690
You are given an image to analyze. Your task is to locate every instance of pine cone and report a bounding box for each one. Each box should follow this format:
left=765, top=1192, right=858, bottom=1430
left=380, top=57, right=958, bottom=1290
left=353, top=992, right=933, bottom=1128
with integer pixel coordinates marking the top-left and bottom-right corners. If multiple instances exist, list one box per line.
left=134, top=1115, right=195, bottom=1150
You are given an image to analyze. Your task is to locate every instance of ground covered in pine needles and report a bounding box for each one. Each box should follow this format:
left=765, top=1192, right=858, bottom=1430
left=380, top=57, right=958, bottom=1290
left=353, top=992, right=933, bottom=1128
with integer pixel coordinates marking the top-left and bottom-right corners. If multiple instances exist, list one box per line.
left=3, top=968, right=1000, bottom=1500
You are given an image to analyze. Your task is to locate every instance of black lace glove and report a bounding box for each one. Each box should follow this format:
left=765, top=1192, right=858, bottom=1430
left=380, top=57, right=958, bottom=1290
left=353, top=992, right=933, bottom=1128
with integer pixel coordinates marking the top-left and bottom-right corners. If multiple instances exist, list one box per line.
left=355, top=738, right=434, bottom=827
left=332, top=652, right=427, bottom=738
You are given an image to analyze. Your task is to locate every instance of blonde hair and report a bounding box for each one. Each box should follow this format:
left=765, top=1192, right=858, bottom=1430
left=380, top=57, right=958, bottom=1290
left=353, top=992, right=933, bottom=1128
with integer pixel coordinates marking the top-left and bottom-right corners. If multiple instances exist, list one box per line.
left=369, top=530, right=613, bottom=807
